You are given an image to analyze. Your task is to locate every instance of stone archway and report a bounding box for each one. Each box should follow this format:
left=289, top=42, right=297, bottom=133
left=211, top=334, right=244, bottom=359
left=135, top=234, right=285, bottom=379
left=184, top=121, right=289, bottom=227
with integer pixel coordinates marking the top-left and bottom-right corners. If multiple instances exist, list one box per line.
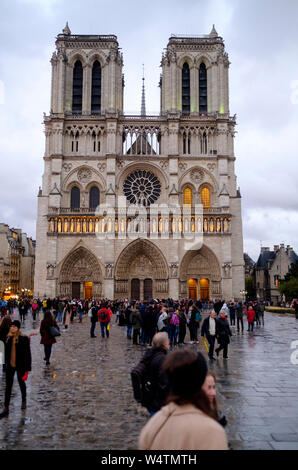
left=114, top=239, right=169, bottom=299
left=180, top=245, right=221, bottom=300
left=58, top=247, right=103, bottom=298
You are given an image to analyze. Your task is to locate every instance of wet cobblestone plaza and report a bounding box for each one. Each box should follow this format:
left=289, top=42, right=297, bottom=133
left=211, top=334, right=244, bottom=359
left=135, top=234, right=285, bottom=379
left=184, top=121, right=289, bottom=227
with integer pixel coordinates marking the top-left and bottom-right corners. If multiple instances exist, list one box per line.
left=0, top=311, right=298, bottom=450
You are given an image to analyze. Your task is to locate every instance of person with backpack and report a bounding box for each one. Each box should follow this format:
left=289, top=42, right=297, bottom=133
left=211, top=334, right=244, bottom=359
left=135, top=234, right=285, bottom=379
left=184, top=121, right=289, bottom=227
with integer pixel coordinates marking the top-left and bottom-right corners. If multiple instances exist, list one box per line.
left=98, top=303, right=112, bottom=338
left=31, top=300, right=38, bottom=322
left=131, top=332, right=170, bottom=417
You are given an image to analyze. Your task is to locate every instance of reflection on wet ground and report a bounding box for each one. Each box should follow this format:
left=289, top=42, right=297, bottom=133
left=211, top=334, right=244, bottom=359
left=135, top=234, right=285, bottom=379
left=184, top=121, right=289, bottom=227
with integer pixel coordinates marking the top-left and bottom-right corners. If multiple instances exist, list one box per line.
left=0, top=311, right=298, bottom=450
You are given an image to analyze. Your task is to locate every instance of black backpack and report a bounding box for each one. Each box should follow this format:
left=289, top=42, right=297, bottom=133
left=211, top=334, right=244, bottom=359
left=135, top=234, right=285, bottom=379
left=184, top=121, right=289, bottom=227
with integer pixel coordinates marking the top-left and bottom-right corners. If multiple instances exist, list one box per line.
left=131, top=360, right=154, bottom=407
left=100, top=308, right=106, bottom=321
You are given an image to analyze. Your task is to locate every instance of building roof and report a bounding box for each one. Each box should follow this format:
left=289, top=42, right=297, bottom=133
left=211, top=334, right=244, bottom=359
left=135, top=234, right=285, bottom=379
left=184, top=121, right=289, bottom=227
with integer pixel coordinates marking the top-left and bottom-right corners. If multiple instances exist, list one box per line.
left=256, top=250, right=275, bottom=269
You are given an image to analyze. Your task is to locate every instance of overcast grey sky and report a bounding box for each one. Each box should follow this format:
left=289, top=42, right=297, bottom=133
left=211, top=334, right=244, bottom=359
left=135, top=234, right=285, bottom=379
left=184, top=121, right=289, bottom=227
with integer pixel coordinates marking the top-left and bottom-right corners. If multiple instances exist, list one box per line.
left=0, top=0, right=298, bottom=261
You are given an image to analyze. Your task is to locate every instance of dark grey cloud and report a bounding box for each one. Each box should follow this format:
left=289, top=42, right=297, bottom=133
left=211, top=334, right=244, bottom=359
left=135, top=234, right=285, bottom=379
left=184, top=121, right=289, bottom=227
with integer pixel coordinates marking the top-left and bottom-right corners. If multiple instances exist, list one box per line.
left=0, top=0, right=297, bottom=262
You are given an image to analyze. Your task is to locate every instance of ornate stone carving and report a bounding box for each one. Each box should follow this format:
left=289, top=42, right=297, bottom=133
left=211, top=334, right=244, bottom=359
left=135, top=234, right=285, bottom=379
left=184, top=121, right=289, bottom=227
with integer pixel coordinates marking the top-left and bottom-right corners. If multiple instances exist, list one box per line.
left=159, top=160, right=168, bottom=169
left=77, top=168, right=92, bottom=184
left=97, top=163, right=106, bottom=172
left=116, top=160, right=125, bottom=169
left=62, top=163, right=72, bottom=172
left=170, top=263, right=178, bottom=278
left=190, top=168, right=204, bottom=184
left=105, top=263, right=114, bottom=279
left=46, top=263, right=56, bottom=279
left=222, top=262, right=232, bottom=278
left=207, top=163, right=216, bottom=172
left=178, top=162, right=187, bottom=171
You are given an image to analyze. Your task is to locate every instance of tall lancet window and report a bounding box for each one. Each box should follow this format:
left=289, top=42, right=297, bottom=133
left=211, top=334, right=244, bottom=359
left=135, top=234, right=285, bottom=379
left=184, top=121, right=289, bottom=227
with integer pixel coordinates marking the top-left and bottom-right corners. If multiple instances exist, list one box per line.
left=89, top=186, right=100, bottom=209
left=72, top=60, right=83, bottom=114
left=182, top=62, right=190, bottom=115
left=91, top=61, right=101, bottom=114
left=70, top=186, right=80, bottom=209
left=199, top=63, right=207, bottom=115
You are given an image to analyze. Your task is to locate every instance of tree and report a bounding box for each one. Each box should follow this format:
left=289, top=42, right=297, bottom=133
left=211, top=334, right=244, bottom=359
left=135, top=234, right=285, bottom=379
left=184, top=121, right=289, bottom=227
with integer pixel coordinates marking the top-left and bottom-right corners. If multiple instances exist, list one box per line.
left=245, top=276, right=255, bottom=299
left=279, top=262, right=298, bottom=301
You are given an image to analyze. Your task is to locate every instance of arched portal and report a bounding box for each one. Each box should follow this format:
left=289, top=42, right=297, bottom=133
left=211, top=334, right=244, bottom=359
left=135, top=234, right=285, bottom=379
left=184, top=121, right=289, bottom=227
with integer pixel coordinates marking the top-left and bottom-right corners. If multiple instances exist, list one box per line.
left=115, top=239, right=169, bottom=300
left=58, top=247, right=103, bottom=299
left=180, top=245, right=221, bottom=300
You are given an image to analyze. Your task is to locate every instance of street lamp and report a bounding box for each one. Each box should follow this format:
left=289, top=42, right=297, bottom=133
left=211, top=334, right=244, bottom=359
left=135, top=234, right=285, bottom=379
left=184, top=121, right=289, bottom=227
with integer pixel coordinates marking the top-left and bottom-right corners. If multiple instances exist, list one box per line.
left=240, top=290, right=247, bottom=302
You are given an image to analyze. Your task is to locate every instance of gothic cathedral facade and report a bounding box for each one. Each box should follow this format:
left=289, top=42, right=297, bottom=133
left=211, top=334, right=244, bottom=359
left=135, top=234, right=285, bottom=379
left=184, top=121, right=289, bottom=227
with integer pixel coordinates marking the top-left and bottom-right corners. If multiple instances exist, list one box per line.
left=34, top=24, right=244, bottom=301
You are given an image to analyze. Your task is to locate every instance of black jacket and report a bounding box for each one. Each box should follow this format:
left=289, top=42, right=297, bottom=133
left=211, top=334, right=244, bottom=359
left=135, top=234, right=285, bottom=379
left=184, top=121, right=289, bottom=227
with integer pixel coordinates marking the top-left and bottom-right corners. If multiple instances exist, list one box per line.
left=5, top=335, right=32, bottom=373
left=216, top=318, right=232, bottom=345
left=142, top=346, right=169, bottom=412
left=201, top=316, right=218, bottom=339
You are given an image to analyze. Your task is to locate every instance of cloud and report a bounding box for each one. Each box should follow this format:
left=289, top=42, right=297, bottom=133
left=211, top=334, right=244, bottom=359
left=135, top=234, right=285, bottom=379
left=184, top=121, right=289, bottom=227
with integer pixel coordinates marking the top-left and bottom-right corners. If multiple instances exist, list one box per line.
left=0, top=0, right=297, bottom=263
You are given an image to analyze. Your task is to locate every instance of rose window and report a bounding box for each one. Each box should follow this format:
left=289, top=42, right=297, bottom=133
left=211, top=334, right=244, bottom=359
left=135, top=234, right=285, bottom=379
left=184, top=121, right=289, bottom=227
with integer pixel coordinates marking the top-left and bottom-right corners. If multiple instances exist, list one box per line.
left=123, top=170, right=161, bottom=206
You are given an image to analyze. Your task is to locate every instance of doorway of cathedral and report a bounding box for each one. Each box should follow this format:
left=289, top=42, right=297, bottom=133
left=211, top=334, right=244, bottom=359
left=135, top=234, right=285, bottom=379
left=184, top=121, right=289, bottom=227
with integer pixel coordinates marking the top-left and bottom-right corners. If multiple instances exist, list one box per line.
left=131, top=279, right=140, bottom=300
left=144, top=278, right=153, bottom=300
left=188, top=278, right=198, bottom=300
left=84, top=282, right=93, bottom=299
left=200, top=278, right=210, bottom=300
left=72, top=282, right=80, bottom=299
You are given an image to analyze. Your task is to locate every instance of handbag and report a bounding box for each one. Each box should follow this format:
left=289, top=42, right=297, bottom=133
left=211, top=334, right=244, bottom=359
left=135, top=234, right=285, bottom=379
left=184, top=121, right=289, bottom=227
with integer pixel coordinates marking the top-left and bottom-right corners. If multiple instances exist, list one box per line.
left=50, top=326, right=61, bottom=337
left=88, top=309, right=93, bottom=318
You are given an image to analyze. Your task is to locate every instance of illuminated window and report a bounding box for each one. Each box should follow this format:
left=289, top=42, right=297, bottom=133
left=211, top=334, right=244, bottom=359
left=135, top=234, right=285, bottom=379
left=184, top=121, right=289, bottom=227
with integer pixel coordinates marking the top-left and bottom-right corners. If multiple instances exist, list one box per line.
left=201, top=187, right=210, bottom=208
left=184, top=187, right=192, bottom=205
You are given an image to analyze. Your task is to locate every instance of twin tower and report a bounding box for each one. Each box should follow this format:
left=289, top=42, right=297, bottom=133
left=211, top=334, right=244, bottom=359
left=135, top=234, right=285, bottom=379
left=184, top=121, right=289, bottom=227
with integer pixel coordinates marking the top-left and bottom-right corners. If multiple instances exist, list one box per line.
left=34, top=24, right=244, bottom=301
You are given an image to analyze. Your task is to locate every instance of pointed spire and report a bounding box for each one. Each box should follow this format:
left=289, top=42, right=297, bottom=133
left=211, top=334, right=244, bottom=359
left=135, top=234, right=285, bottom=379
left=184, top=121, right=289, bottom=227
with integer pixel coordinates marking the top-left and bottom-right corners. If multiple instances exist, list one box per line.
left=63, top=22, right=71, bottom=35
left=210, top=24, right=218, bottom=38
left=141, top=64, right=146, bottom=117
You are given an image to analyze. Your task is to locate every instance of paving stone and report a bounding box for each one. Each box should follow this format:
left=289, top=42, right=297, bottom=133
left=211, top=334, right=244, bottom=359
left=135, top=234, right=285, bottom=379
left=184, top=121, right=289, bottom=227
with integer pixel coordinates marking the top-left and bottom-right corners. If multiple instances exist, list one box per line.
left=0, top=310, right=298, bottom=449
left=271, top=433, right=298, bottom=442
left=270, top=442, right=298, bottom=450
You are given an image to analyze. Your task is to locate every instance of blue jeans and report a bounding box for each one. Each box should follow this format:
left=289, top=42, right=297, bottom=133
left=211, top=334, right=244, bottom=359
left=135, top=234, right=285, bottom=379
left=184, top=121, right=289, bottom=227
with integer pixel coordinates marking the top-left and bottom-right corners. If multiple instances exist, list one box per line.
left=90, top=321, right=97, bottom=337
left=127, top=325, right=132, bottom=338
left=169, top=324, right=178, bottom=345
left=58, top=311, right=63, bottom=322
left=44, top=344, right=52, bottom=363
left=100, top=322, right=109, bottom=338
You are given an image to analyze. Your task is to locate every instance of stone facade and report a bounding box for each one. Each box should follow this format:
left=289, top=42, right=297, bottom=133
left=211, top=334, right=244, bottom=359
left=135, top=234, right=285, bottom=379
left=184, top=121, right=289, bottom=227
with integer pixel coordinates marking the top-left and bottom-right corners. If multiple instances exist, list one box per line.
left=0, top=223, right=35, bottom=296
left=34, top=25, right=244, bottom=301
left=255, top=244, right=298, bottom=304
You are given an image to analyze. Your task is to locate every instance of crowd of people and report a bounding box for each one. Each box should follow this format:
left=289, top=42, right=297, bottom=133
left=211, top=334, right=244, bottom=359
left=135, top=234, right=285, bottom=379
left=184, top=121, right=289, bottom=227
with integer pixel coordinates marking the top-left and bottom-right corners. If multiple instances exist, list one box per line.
left=0, top=295, right=270, bottom=449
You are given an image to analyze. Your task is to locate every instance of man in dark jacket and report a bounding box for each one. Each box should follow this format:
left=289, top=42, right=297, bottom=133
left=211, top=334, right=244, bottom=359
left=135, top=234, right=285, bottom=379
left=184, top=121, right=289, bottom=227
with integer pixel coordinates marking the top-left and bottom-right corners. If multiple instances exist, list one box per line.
left=90, top=302, right=98, bottom=338
left=201, top=309, right=218, bottom=360
left=215, top=312, right=232, bottom=359
left=140, top=332, right=170, bottom=417
left=0, top=320, right=32, bottom=417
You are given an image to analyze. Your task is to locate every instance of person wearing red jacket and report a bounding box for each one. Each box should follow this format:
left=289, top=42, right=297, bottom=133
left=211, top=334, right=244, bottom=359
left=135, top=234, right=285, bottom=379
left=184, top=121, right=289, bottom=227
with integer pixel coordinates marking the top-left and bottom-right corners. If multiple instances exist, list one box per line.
left=98, top=303, right=112, bottom=338
left=247, top=305, right=256, bottom=332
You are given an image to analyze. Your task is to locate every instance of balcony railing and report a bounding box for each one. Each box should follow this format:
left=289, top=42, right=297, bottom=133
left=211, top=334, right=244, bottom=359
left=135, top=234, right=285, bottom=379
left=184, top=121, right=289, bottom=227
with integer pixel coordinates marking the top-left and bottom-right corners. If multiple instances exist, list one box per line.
left=47, top=214, right=231, bottom=236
